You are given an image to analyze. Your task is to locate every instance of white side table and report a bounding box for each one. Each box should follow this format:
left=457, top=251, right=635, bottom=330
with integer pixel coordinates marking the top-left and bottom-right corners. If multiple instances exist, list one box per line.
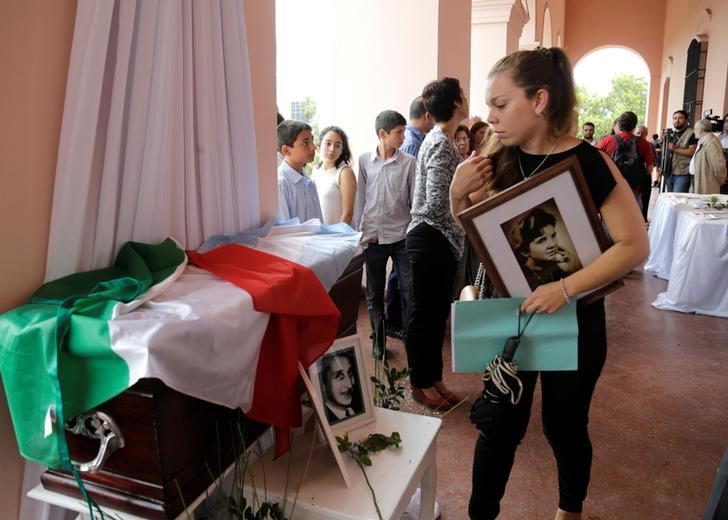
left=245, top=407, right=442, bottom=520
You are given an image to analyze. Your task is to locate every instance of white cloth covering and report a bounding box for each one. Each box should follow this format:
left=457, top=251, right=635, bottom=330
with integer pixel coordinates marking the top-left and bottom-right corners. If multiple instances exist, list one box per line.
left=646, top=193, right=728, bottom=317
left=44, top=0, right=259, bottom=282
left=644, top=193, right=687, bottom=279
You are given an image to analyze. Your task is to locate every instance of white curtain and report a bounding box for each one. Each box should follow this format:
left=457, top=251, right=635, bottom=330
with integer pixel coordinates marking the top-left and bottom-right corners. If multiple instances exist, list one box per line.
left=23, top=1, right=259, bottom=517
left=44, top=0, right=259, bottom=282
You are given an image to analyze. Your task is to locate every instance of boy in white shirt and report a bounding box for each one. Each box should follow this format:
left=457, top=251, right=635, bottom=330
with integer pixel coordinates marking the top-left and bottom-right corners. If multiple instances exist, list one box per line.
left=355, top=110, right=416, bottom=346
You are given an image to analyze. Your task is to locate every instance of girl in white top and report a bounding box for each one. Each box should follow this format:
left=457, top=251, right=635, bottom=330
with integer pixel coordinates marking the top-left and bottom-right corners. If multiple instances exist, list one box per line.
left=311, top=126, right=356, bottom=224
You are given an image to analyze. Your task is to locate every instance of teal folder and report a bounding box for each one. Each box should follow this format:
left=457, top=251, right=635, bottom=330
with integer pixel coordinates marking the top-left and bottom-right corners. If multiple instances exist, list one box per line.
left=451, top=298, right=579, bottom=372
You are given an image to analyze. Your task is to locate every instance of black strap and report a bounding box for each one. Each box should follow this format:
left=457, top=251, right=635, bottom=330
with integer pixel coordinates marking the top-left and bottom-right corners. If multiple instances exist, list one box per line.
left=517, top=311, right=535, bottom=339
left=501, top=311, right=535, bottom=362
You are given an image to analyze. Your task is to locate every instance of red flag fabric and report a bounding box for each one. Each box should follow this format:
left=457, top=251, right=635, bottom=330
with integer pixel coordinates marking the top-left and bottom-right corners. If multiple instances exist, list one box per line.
left=186, top=245, right=340, bottom=455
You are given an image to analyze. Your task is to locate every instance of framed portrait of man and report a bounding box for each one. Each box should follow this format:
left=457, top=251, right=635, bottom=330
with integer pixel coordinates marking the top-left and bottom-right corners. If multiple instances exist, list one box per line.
left=457, top=156, right=621, bottom=304
left=308, top=335, right=375, bottom=434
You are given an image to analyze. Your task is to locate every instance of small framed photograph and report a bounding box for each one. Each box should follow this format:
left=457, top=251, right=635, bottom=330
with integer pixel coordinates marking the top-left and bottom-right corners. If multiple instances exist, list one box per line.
left=298, top=363, right=352, bottom=487
left=308, top=335, right=375, bottom=434
left=457, top=156, right=620, bottom=303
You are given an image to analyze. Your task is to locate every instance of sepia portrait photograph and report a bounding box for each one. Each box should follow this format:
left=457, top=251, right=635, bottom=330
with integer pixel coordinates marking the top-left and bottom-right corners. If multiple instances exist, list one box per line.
left=501, top=198, right=583, bottom=291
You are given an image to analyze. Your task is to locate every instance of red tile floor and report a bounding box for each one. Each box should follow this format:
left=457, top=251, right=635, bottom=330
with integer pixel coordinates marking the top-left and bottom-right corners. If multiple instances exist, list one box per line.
left=356, top=268, right=728, bottom=519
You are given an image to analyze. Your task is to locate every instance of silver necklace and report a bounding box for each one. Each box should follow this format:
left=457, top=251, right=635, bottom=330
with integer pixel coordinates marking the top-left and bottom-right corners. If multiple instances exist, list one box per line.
left=517, top=137, right=561, bottom=180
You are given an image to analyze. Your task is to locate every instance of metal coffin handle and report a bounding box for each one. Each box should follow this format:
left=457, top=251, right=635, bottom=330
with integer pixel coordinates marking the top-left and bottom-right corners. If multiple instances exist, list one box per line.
left=65, top=411, right=126, bottom=473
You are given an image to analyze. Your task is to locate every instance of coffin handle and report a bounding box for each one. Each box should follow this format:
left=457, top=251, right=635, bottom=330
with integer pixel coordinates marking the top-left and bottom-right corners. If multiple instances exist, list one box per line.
left=65, top=411, right=126, bottom=473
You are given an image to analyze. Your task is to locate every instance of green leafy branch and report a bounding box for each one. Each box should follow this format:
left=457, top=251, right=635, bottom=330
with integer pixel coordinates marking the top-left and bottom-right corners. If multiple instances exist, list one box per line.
left=707, top=196, right=728, bottom=210
left=336, top=432, right=402, bottom=520
left=370, top=317, right=410, bottom=410
left=190, top=417, right=293, bottom=520
left=371, top=363, right=410, bottom=410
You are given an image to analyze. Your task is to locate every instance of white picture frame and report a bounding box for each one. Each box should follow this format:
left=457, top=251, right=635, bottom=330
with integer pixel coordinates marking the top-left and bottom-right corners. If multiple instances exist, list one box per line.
left=457, top=156, right=621, bottom=304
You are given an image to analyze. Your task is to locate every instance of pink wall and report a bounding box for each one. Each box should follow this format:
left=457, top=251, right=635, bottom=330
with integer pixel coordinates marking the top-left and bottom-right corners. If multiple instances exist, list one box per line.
left=243, top=0, right=277, bottom=221
left=563, top=0, right=666, bottom=133
left=0, top=1, right=277, bottom=513
left=659, top=0, right=728, bottom=126
left=0, top=1, right=76, bottom=515
left=438, top=0, right=473, bottom=98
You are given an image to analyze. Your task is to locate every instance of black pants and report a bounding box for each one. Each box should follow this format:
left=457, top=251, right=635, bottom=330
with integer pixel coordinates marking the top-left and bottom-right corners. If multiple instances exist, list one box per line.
left=640, top=173, right=652, bottom=221
left=469, top=300, right=607, bottom=519
left=405, top=222, right=457, bottom=388
left=363, top=239, right=412, bottom=335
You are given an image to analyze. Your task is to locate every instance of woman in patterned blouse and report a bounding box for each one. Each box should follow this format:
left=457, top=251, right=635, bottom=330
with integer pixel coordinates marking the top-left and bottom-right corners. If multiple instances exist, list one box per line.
left=405, top=77, right=489, bottom=411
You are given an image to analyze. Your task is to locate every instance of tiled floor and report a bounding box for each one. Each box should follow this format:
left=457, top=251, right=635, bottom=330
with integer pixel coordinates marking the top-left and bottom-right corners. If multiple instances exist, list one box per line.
left=356, top=268, right=728, bottom=519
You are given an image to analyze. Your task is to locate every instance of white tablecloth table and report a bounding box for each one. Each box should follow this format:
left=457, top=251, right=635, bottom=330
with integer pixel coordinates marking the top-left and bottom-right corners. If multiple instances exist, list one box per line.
left=644, top=193, right=728, bottom=317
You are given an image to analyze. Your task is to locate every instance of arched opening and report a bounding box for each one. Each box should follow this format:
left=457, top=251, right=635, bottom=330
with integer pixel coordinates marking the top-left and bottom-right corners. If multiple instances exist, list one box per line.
left=542, top=6, right=552, bottom=47
left=683, top=38, right=708, bottom=125
left=573, top=47, right=650, bottom=138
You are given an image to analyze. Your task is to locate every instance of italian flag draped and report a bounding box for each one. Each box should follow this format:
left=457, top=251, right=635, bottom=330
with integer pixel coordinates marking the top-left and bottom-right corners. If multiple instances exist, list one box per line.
left=0, top=239, right=187, bottom=470
left=186, top=244, right=341, bottom=456
left=0, top=239, right=341, bottom=470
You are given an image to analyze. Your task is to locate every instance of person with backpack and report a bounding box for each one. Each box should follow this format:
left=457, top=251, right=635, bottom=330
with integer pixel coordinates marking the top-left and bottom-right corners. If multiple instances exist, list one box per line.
left=596, top=111, right=654, bottom=211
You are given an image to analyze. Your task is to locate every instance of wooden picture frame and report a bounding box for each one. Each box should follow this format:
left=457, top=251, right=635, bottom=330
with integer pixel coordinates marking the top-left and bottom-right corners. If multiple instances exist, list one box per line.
left=457, top=156, right=621, bottom=304
left=308, top=335, right=375, bottom=434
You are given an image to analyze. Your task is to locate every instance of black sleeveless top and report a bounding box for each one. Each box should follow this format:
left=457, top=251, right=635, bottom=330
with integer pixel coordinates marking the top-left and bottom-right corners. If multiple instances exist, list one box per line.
left=516, top=140, right=616, bottom=211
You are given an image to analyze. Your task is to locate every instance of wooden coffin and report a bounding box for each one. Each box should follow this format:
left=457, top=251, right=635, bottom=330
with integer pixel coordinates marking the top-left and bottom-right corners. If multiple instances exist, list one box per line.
left=331, top=252, right=364, bottom=338
left=42, top=379, right=267, bottom=519
left=41, top=253, right=364, bottom=518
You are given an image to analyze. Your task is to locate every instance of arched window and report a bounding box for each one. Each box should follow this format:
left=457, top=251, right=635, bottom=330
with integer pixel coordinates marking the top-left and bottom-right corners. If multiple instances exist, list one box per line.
left=683, top=38, right=707, bottom=125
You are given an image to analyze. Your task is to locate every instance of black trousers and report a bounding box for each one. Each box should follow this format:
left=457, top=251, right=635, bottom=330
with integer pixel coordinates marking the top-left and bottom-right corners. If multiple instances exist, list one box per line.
left=640, top=173, right=652, bottom=221
left=469, top=300, right=607, bottom=519
left=405, top=222, right=457, bottom=388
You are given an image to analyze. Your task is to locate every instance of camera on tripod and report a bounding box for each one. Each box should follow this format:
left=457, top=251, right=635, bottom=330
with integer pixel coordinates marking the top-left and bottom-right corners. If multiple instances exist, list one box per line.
left=702, top=109, right=726, bottom=132
left=661, top=127, right=678, bottom=144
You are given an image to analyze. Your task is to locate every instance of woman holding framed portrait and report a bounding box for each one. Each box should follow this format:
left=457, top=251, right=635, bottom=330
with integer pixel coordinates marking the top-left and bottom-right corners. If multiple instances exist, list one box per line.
left=450, top=47, right=649, bottom=520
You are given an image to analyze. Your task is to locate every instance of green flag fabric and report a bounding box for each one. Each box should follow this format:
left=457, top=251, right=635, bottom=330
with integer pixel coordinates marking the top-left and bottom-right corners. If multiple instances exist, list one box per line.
left=0, top=238, right=186, bottom=470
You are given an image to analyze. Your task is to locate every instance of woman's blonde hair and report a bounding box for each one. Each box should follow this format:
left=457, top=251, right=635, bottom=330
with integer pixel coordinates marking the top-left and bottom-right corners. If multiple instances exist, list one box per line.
left=483, top=47, right=576, bottom=194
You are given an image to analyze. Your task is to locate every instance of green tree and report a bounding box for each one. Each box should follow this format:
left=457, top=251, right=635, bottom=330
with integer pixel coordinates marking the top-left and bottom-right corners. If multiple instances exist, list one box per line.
left=576, top=73, right=648, bottom=140
left=300, top=96, right=320, bottom=175
left=301, top=97, right=317, bottom=125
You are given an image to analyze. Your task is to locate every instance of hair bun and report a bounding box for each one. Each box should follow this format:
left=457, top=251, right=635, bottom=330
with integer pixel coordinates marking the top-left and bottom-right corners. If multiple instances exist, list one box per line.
left=537, top=46, right=554, bottom=61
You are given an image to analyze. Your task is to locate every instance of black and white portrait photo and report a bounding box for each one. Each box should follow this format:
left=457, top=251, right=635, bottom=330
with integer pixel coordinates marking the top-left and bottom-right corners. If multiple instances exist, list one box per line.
left=317, top=348, right=364, bottom=424
left=308, top=335, right=375, bottom=433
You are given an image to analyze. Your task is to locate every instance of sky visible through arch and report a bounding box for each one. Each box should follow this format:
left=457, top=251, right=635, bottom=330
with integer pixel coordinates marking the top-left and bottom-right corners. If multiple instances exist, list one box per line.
left=573, top=48, right=650, bottom=95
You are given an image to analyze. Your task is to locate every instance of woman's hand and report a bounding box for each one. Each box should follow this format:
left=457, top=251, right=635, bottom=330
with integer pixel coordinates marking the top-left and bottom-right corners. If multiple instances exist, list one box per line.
left=553, top=247, right=577, bottom=273
left=450, top=152, right=492, bottom=217
left=519, top=281, right=568, bottom=315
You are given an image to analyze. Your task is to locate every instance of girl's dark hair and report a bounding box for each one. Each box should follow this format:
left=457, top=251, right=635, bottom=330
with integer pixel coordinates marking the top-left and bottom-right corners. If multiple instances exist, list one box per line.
left=469, top=121, right=487, bottom=153
left=317, top=125, right=352, bottom=168
left=510, top=208, right=557, bottom=255
left=455, top=124, right=470, bottom=138
left=485, top=47, right=576, bottom=193
left=421, top=77, right=462, bottom=122
left=455, top=125, right=471, bottom=154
